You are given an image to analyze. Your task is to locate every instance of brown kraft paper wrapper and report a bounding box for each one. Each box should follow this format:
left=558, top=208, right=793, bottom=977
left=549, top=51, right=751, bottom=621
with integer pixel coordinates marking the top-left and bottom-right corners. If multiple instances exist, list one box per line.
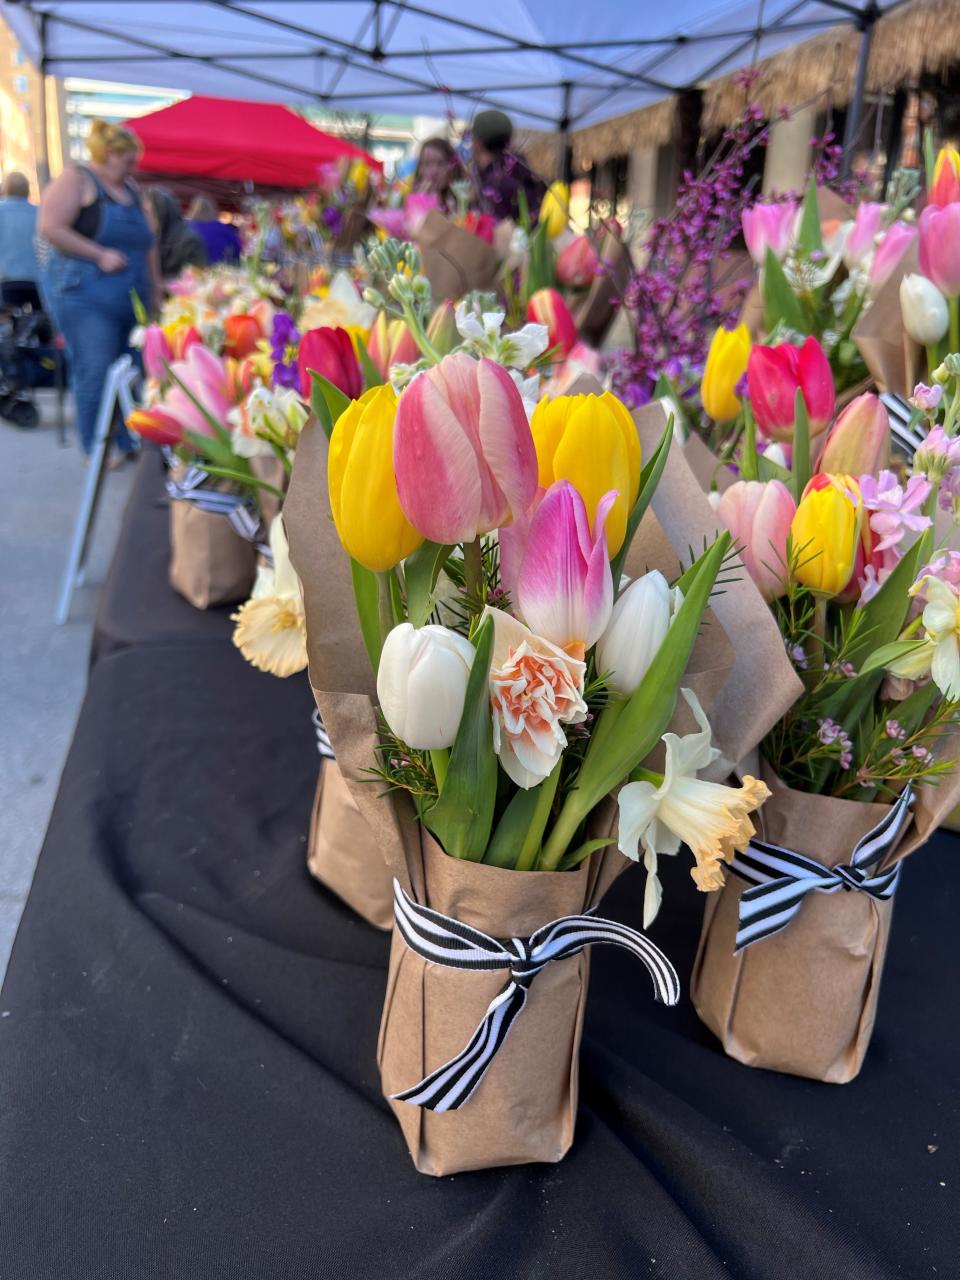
left=248, top=453, right=288, bottom=528
left=851, top=239, right=920, bottom=399
left=691, top=750, right=960, bottom=1083
left=417, top=210, right=500, bottom=302
left=573, top=227, right=632, bottom=346
left=306, top=759, right=394, bottom=931
left=168, top=471, right=257, bottom=609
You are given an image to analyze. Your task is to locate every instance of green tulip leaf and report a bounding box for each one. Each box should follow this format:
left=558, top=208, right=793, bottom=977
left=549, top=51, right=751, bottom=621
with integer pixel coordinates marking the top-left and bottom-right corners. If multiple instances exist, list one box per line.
left=740, top=402, right=759, bottom=482
left=762, top=246, right=808, bottom=335
left=610, top=411, right=674, bottom=588
left=355, top=334, right=385, bottom=390
left=423, top=614, right=497, bottom=861
left=858, top=638, right=928, bottom=676
left=791, top=388, right=811, bottom=503
left=308, top=369, right=352, bottom=442
left=796, top=176, right=823, bottom=256
left=350, top=557, right=383, bottom=671
left=404, top=540, right=455, bottom=628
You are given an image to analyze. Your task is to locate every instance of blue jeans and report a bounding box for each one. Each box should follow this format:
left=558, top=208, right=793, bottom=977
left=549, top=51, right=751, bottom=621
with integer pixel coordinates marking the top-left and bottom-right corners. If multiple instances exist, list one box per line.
left=57, top=292, right=137, bottom=454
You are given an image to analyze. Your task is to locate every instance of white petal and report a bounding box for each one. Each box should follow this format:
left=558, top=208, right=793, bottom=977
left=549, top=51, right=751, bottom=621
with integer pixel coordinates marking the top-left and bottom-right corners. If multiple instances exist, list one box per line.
left=931, top=636, right=960, bottom=701
left=616, top=780, right=662, bottom=860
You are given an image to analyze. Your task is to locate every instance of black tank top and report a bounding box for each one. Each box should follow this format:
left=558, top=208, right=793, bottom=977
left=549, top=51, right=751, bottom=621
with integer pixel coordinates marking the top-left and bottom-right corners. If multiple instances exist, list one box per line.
left=71, top=167, right=138, bottom=239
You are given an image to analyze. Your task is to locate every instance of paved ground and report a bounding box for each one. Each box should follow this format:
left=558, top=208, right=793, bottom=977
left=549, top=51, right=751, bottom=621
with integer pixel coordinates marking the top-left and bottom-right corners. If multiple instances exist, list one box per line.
left=0, top=393, right=133, bottom=983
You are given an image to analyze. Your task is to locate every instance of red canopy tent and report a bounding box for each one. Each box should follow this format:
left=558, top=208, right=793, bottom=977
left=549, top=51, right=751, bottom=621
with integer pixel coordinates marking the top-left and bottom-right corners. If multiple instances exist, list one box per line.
left=127, top=95, right=381, bottom=188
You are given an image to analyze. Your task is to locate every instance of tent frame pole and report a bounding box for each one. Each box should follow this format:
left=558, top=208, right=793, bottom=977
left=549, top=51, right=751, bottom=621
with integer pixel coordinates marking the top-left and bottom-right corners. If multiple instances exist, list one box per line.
left=841, top=3, right=878, bottom=179
left=560, top=81, right=573, bottom=184
left=37, top=12, right=50, bottom=189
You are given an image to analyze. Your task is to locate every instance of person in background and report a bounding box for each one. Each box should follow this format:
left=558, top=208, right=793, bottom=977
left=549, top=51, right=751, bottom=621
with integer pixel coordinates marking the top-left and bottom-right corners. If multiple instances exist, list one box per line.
left=147, top=187, right=207, bottom=278
left=0, top=172, right=37, bottom=283
left=413, top=137, right=464, bottom=214
left=187, top=195, right=242, bottom=265
left=470, top=109, right=546, bottom=224
left=37, top=118, right=160, bottom=461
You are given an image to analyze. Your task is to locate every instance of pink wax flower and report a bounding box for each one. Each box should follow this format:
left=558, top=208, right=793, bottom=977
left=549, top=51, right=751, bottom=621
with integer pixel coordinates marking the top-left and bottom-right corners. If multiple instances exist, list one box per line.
left=516, top=480, right=615, bottom=651
left=742, top=200, right=797, bottom=265
left=859, top=470, right=931, bottom=553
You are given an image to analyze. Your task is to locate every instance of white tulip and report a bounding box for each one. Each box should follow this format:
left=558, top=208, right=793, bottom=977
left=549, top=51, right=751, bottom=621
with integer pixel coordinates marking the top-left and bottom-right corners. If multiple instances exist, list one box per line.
left=900, top=274, right=949, bottom=346
left=596, top=571, right=683, bottom=696
left=377, top=623, right=475, bottom=750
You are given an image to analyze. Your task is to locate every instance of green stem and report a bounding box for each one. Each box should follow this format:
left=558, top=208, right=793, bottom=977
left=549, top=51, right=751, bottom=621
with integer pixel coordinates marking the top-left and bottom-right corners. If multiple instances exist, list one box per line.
left=462, top=537, right=485, bottom=620
left=376, top=571, right=395, bottom=649
left=950, top=295, right=960, bottom=358
left=808, top=595, right=828, bottom=681
left=402, top=302, right=442, bottom=365
left=927, top=342, right=940, bottom=381
left=430, top=748, right=449, bottom=792
left=516, top=761, right=562, bottom=871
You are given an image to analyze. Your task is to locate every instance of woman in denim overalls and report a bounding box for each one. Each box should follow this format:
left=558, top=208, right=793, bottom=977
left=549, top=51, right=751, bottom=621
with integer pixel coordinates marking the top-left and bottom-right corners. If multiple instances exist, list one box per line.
left=38, top=119, right=160, bottom=458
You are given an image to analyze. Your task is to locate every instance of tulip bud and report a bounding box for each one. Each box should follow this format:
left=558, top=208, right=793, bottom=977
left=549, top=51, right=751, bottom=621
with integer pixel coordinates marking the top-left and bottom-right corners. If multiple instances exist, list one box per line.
left=298, top=326, right=363, bottom=401
left=843, top=202, right=884, bottom=271
left=596, top=571, right=681, bottom=695
left=328, top=384, right=423, bottom=572
left=377, top=623, right=476, bottom=749
left=790, top=476, right=860, bottom=596
left=367, top=312, right=419, bottom=378
left=701, top=323, right=751, bottom=422
left=531, top=390, right=641, bottom=557
left=900, top=273, right=949, bottom=345
left=868, top=221, right=916, bottom=295
left=526, top=287, right=577, bottom=359
left=223, top=314, right=263, bottom=360
left=556, top=235, right=600, bottom=288
left=716, top=479, right=796, bottom=602
left=539, top=182, right=570, bottom=239
left=928, top=145, right=960, bottom=209
left=742, top=199, right=797, bottom=265
left=747, top=336, right=835, bottom=441
left=918, top=203, right=960, bottom=298
left=426, top=299, right=458, bottom=357
left=126, top=406, right=183, bottom=446
left=817, top=392, right=890, bottom=477
left=142, top=325, right=174, bottom=380
left=393, top=353, right=538, bottom=545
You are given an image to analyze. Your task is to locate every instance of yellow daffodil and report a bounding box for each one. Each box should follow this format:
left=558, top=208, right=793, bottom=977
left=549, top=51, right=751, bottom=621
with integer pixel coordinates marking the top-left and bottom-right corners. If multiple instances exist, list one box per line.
left=790, top=476, right=860, bottom=596
left=328, top=384, right=423, bottom=572
left=531, top=390, right=641, bottom=557
left=231, top=518, right=308, bottom=678
left=701, top=323, right=751, bottom=422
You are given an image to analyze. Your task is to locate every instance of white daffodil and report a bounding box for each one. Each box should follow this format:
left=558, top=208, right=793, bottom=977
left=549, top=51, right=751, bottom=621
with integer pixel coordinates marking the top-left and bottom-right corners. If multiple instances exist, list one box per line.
left=617, top=689, right=770, bottom=926
left=231, top=517, right=308, bottom=678
left=887, top=576, right=960, bottom=701
left=300, top=269, right=376, bottom=331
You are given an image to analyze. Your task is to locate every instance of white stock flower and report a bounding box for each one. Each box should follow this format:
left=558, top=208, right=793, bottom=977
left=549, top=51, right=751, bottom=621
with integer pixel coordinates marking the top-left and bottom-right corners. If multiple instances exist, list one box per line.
left=454, top=301, right=549, bottom=369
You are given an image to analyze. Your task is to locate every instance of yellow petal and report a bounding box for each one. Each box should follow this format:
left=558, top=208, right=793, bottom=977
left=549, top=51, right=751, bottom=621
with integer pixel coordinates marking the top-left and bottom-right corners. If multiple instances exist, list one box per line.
left=599, top=390, right=642, bottom=505
left=231, top=595, right=308, bottom=677
left=551, top=396, right=632, bottom=556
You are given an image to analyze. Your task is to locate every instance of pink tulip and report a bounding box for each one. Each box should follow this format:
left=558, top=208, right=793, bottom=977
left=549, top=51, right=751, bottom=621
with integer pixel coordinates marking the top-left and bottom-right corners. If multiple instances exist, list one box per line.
left=716, top=479, right=796, bottom=601
left=367, top=312, right=420, bottom=378
left=742, top=200, right=797, bottom=265
left=526, top=287, right=577, bottom=359
left=556, top=235, right=600, bottom=288
left=747, top=336, right=835, bottom=441
left=394, top=353, right=539, bottom=544
left=919, top=203, right=960, bottom=297
left=843, top=202, right=885, bottom=270
left=869, top=221, right=916, bottom=293
left=498, top=487, right=545, bottom=609
left=142, top=325, right=173, bottom=380
left=817, top=392, right=890, bottom=476
left=368, top=192, right=439, bottom=241
left=163, top=344, right=233, bottom=440
left=516, top=480, right=615, bottom=650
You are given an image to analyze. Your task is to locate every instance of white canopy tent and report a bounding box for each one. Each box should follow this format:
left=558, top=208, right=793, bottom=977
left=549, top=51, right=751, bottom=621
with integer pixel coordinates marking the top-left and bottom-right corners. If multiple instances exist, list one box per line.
left=3, top=0, right=901, bottom=173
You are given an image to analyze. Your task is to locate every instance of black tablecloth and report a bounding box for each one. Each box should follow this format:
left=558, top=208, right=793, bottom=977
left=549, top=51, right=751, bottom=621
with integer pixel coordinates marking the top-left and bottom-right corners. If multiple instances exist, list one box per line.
left=2, top=639, right=957, bottom=1279
left=90, top=447, right=235, bottom=663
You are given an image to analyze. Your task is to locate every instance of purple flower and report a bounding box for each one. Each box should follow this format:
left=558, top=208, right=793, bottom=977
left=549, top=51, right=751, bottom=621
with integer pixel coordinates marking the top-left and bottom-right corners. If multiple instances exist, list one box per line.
left=270, top=311, right=301, bottom=391
left=884, top=719, right=906, bottom=740
left=914, top=425, right=960, bottom=483
left=322, top=205, right=343, bottom=235
left=910, top=382, right=944, bottom=413
left=859, top=470, right=932, bottom=553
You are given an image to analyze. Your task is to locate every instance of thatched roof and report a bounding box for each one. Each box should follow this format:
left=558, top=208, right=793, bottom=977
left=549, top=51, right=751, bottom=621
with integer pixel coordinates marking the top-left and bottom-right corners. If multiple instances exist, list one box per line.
left=704, top=0, right=959, bottom=129
left=517, top=98, right=677, bottom=177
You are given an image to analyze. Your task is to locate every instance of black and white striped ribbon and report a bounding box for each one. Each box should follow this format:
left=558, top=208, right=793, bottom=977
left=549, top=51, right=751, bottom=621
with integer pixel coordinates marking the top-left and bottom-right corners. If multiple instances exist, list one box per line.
left=881, top=391, right=926, bottom=455
left=165, top=464, right=266, bottom=544
left=312, top=708, right=335, bottom=760
left=730, top=785, right=913, bottom=952
left=390, top=879, right=680, bottom=1112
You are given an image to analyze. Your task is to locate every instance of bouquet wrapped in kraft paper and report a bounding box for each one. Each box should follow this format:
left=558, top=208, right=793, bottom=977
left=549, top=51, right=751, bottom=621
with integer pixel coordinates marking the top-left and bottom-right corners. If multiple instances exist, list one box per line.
left=689, top=350, right=960, bottom=1082
left=168, top=473, right=257, bottom=609
left=416, top=209, right=500, bottom=302
left=285, top=351, right=798, bottom=1176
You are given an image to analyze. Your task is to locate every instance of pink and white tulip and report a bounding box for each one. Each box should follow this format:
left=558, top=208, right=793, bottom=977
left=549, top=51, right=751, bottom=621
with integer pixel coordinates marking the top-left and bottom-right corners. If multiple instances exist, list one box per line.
left=164, top=344, right=234, bottom=440
left=516, top=480, right=615, bottom=651
left=393, top=353, right=539, bottom=544
left=869, top=221, right=917, bottom=294
left=742, top=200, right=797, bottom=265
left=716, top=479, right=796, bottom=601
left=142, top=325, right=174, bottom=380
left=842, top=201, right=885, bottom=270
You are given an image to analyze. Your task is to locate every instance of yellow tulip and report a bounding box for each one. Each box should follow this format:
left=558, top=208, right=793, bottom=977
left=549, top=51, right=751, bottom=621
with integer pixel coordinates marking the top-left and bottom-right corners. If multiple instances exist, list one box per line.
left=790, top=477, right=860, bottom=596
left=531, top=391, right=641, bottom=556
left=539, top=181, right=570, bottom=239
left=348, top=159, right=370, bottom=194
left=701, top=324, right=751, bottom=422
left=328, top=384, right=423, bottom=572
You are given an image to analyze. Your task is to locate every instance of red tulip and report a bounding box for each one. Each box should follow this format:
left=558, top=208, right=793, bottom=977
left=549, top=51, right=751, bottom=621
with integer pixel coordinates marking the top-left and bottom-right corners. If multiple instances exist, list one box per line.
left=297, top=326, right=363, bottom=401
left=223, top=313, right=262, bottom=359
left=464, top=211, right=496, bottom=244
left=556, top=235, right=600, bottom=288
left=126, top=406, right=183, bottom=446
left=747, top=336, right=835, bottom=442
left=526, top=287, right=577, bottom=359
left=928, top=146, right=960, bottom=209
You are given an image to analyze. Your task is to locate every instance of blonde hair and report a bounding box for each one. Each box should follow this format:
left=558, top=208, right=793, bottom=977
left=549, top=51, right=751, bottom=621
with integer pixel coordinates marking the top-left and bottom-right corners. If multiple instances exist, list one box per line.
left=87, top=119, right=141, bottom=165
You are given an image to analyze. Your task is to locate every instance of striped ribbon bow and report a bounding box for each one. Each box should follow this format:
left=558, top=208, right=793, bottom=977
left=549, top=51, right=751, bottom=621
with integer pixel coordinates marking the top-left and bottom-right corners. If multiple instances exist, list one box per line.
left=311, top=709, right=335, bottom=761
left=730, top=785, right=914, bottom=953
left=165, top=464, right=266, bottom=546
left=391, top=879, right=680, bottom=1112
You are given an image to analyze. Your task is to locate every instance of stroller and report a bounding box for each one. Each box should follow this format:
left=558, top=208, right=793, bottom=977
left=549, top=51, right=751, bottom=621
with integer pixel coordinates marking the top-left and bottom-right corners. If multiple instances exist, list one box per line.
left=0, top=279, right=66, bottom=430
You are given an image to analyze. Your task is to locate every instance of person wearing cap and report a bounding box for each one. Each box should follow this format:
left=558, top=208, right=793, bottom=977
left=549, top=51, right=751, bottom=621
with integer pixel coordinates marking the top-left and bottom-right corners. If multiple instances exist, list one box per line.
left=470, top=109, right=546, bottom=225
